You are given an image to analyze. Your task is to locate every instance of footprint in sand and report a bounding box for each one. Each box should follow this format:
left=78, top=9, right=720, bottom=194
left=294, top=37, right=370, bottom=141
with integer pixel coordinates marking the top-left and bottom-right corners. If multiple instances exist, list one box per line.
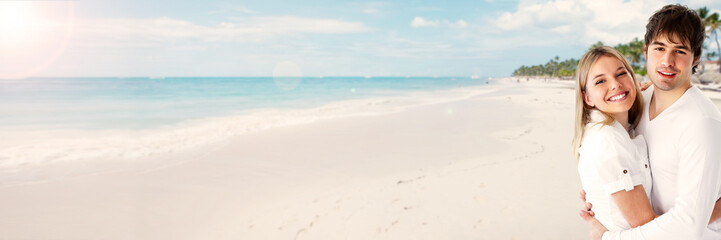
left=391, top=198, right=401, bottom=207
left=379, top=219, right=401, bottom=233
left=312, top=215, right=319, bottom=225
left=473, top=219, right=484, bottom=229
left=289, top=214, right=320, bottom=240
left=396, top=175, right=426, bottom=185
left=294, top=228, right=307, bottom=240
left=501, top=205, right=519, bottom=215
left=502, top=127, right=533, bottom=140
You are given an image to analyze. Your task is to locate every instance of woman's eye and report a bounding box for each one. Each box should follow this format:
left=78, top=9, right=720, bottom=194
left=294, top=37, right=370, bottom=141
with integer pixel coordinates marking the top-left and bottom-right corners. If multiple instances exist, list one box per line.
left=595, top=79, right=605, bottom=85
left=617, top=72, right=627, bottom=77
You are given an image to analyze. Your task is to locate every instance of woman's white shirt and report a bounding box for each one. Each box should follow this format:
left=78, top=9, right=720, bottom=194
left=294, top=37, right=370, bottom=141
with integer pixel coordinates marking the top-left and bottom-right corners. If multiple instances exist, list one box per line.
left=577, top=110, right=652, bottom=231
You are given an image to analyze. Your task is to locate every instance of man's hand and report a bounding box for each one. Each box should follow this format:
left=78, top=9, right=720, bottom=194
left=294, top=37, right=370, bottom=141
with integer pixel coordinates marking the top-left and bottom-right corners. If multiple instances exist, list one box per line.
left=580, top=210, right=609, bottom=240
left=641, top=81, right=652, bottom=91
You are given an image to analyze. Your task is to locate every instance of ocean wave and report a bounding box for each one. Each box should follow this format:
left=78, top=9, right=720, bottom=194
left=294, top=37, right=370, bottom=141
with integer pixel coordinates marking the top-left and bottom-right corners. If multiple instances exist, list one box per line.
left=0, top=86, right=494, bottom=171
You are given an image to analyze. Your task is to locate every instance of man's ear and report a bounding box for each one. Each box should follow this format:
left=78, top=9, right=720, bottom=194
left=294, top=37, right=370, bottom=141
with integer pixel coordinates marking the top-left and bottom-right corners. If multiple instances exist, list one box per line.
left=643, top=45, right=648, bottom=61
left=693, top=55, right=701, bottom=69
left=583, top=91, right=594, bottom=107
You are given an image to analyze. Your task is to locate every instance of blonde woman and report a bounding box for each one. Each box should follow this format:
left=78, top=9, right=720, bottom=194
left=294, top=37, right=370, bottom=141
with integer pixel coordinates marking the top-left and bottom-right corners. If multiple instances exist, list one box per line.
left=573, top=46, right=721, bottom=234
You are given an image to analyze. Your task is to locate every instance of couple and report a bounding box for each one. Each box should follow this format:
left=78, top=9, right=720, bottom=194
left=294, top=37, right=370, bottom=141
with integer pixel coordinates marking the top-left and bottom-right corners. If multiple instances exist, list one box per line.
left=574, top=4, right=721, bottom=240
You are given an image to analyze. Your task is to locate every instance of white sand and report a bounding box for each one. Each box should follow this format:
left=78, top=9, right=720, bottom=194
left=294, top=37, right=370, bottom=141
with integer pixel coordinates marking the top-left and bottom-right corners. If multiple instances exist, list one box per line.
left=0, top=81, right=589, bottom=239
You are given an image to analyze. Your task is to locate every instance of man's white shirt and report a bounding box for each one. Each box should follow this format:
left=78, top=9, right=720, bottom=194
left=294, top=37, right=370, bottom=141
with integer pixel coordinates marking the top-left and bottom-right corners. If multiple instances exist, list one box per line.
left=603, top=86, right=721, bottom=240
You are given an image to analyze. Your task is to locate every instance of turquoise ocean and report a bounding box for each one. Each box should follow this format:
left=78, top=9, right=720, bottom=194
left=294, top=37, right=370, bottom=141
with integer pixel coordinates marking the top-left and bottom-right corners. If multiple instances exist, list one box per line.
left=0, top=76, right=496, bottom=170
left=1, top=76, right=493, bottom=130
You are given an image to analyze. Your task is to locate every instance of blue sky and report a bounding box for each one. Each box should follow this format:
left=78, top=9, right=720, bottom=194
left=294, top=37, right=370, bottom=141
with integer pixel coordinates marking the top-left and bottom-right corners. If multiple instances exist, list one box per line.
left=1, top=0, right=720, bottom=78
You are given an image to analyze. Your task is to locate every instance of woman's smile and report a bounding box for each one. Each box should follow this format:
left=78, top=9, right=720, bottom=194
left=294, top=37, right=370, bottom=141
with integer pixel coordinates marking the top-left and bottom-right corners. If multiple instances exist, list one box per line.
left=607, top=91, right=629, bottom=102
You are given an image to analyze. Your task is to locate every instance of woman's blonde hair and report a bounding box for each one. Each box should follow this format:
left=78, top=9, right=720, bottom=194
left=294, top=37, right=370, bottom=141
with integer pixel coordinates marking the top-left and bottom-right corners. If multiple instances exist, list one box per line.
left=572, top=46, right=644, bottom=160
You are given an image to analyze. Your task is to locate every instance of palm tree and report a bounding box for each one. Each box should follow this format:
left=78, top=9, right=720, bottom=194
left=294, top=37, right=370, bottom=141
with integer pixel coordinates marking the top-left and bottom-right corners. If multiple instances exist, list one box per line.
left=613, top=38, right=645, bottom=75
left=699, top=7, right=721, bottom=73
left=627, top=38, right=644, bottom=66
left=589, top=41, right=604, bottom=51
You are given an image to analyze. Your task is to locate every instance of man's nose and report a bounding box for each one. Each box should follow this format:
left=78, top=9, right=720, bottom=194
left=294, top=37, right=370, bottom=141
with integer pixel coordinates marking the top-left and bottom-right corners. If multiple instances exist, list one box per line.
left=660, top=51, right=675, bottom=68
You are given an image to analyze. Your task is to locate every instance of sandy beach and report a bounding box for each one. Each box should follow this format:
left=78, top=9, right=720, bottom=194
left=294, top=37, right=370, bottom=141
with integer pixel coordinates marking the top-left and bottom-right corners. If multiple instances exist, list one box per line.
left=0, top=80, right=621, bottom=239
left=6, top=1, right=721, bottom=239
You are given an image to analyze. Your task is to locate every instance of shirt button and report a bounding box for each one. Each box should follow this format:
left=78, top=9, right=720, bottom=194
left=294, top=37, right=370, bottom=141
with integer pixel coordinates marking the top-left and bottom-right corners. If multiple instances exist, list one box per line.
left=645, top=164, right=648, bottom=168
left=623, top=169, right=628, bottom=174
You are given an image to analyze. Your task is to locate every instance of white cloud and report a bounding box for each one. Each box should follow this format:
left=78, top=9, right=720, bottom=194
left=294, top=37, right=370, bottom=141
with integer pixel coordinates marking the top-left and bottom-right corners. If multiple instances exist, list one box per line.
left=206, top=5, right=261, bottom=16
left=687, top=0, right=721, bottom=9
left=448, top=19, right=468, bottom=28
left=363, top=9, right=379, bottom=14
left=411, top=17, right=440, bottom=28
left=415, top=6, right=445, bottom=12
left=411, top=17, right=468, bottom=28
left=348, top=32, right=489, bottom=61
left=356, top=2, right=388, bottom=15
left=231, top=5, right=259, bottom=14
left=254, top=16, right=373, bottom=34
left=493, top=0, right=669, bottom=46
left=74, top=16, right=374, bottom=44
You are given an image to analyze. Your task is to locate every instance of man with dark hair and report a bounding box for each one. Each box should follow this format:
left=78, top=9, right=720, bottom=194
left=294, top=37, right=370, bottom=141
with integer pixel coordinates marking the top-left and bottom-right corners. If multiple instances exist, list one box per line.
left=580, top=4, right=721, bottom=240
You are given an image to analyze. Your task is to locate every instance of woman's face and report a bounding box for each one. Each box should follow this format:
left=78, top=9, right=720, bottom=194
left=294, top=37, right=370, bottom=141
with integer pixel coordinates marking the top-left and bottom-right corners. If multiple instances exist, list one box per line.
left=583, top=55, right=636, bottom=117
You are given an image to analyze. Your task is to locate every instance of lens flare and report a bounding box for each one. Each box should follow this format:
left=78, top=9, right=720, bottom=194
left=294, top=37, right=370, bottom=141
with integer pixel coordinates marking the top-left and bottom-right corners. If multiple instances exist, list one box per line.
left=272, top=61, right=303, bottom=91
left=0, top=1, right=75, bottom=79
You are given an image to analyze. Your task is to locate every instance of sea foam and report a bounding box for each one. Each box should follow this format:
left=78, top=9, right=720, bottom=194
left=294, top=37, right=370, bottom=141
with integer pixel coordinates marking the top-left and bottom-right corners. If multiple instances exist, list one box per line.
left=0, top=86, right=495, bottom=171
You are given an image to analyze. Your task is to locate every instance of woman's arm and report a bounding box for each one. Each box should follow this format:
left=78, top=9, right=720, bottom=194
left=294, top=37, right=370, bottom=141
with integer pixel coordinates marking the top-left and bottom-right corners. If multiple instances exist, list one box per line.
left=610, top=185, right=657, bottom=227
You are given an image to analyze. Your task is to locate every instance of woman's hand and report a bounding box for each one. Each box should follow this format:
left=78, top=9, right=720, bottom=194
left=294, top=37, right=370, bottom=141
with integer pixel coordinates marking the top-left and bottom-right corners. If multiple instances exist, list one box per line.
left=580, top=210, right=609, bottom=240
left=579, top=189, right=606, bottom=239
left=579, top=189, right=595, bottom=217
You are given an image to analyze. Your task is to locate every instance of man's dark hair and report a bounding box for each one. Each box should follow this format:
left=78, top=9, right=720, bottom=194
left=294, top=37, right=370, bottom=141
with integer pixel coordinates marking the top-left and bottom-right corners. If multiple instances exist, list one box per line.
left=644, top=4, right=705, bottom=73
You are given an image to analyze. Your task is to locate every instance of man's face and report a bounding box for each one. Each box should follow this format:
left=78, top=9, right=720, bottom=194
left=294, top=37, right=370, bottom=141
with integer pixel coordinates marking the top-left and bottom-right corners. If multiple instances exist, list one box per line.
left=644, top=34, right=699, bottom=91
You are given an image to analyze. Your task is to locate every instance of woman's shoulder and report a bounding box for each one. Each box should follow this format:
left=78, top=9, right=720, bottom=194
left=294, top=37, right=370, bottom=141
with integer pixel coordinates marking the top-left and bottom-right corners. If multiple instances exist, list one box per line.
left=583, top=122, right=627, bottom=143
left=581, top=123, right=633, bottom=155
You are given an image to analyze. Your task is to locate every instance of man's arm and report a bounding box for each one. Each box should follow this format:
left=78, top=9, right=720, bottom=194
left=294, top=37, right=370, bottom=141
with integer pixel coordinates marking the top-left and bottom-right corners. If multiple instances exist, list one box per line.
left=711, top=199, right=721, bottom=224
left=581, top=192, right=721, bottom=240
left=604, top=118, right=721, bottom=239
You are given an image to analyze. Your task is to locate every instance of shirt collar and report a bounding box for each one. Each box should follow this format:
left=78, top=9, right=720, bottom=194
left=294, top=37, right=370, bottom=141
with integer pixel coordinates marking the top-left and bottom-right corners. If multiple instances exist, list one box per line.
left=588, top=109, right=608, bottom=124
left=588, top=109, right=633, bottom=135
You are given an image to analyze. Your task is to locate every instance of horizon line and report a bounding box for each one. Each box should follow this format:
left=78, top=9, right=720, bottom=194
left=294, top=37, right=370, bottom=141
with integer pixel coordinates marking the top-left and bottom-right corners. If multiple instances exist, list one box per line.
left=0, top=75, right=500, bottom=80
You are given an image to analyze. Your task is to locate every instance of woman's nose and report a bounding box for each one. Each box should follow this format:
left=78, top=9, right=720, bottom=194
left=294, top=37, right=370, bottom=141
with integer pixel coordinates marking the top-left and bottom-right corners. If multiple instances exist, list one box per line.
left=609, top=77, right=622, bottom=89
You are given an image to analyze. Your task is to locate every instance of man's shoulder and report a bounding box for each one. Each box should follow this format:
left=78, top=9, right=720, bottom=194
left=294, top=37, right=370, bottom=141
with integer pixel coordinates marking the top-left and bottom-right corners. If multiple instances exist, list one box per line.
left=682, top=87, right=721, bottom=123
left=642, top=86, right=653, bottom=107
